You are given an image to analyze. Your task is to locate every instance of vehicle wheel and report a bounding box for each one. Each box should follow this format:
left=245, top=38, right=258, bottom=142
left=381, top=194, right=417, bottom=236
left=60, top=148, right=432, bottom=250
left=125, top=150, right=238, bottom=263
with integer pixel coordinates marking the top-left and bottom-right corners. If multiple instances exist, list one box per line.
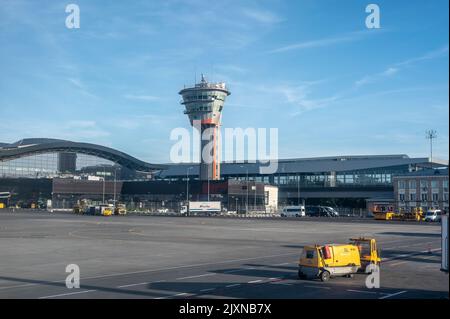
left=320, top=270, right=330, bottom=282
left=298, top=270, right=306, bottom=279
left=346, top=274, right=354, bottom=279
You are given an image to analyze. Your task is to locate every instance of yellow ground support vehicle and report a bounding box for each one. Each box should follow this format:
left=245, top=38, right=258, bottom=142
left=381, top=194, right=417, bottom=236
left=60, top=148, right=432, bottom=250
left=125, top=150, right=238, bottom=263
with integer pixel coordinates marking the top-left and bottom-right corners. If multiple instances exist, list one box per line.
left=373, top=204, right=424, bottom=222
left=114, top=203, right=127, bottom=215
left=0, top=203, right=5, bottom=209
left=298, top=244, right=361, bottom=281
left=372, top=204, right=395, bottom=220
left=100, top=205, right=113, bottom=216
left=349, top=237, right=381, bottom=270
left=374, top=211, right=394, bottom=220
left=392, top=207, right=424, bottom=221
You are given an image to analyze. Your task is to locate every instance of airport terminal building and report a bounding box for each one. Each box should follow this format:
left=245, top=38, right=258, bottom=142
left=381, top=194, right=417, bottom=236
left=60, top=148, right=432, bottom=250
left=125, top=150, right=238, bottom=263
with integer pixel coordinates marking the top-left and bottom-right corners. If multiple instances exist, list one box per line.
left=0, top=138, right=448, bottom=212
left=157, top=155, right=446, bottom=207
left=393, top=168, right=449, bottom=212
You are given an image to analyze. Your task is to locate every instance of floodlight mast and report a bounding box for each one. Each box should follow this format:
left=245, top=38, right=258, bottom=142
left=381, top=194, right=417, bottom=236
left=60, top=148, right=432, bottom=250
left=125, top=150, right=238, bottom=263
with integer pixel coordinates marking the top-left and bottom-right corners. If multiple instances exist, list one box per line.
left=425, top=130, right=437, bottom=169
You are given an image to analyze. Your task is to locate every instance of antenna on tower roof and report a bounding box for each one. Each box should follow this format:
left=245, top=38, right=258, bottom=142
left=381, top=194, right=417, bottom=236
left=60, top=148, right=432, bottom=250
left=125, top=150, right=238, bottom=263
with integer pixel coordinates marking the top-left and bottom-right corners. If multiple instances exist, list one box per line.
left=201, top=73, right=206, bottom=83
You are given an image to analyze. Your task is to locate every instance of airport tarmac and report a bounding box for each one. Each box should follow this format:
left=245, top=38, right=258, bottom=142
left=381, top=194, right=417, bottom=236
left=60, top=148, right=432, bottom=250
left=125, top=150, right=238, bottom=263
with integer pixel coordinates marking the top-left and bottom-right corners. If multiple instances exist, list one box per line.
left=0, top=210, right=448, bottom=299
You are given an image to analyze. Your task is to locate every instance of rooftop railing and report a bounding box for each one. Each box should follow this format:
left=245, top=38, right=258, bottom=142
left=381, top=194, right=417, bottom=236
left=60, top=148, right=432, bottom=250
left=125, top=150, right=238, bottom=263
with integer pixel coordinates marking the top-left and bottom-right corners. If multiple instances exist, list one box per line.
left=182, top=82, right=228, bottom=90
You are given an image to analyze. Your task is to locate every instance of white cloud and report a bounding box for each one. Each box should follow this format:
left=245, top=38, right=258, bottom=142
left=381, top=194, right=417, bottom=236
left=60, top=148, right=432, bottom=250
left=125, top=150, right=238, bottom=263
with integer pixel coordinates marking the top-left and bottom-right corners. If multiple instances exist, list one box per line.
left=272, top=83, right=339, bottom=115
left=355, top=67, right=398, bottom=87
left=67, top=78, right=83, bottom=89
left=225, top=78, right=339, bottom=116
left=67, top=78, right=99, bottom=99
left=355, top=46, right=448, bottom=87
left=268, top=31, right=370, bottom=54
left=395, top=45, right=449, bottom=68
left=241, top=8, right=282, bottom=24
left=382, top=67, right=399, bottom=76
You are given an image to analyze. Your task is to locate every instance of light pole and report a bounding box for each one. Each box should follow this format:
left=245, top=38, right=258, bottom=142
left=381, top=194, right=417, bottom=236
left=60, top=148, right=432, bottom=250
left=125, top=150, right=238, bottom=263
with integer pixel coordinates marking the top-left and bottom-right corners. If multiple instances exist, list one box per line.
left=246, top=171, right=249, bottom=213
left=426, top=130, right=437, bottom=169
left=102, top=166, right=106, bottom=204
left=254, top=182, right=257, bottom=211
left=186, top=167, right=193, bottom=204
left=113, top=166, right=117, bottom=206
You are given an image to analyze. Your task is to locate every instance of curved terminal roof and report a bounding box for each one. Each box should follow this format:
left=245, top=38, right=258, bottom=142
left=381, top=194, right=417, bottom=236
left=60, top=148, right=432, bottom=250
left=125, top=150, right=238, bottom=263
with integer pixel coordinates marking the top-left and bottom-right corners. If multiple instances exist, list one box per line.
left=0, top=138, right=166, bottom=172
left=2, top=139, right=447, bottom=176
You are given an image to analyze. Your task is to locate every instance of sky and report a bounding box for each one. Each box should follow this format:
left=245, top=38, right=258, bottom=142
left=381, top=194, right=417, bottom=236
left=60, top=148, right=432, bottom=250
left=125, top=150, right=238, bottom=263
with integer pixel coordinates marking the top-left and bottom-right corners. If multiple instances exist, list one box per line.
left=0, top=0, right=448, bottom=164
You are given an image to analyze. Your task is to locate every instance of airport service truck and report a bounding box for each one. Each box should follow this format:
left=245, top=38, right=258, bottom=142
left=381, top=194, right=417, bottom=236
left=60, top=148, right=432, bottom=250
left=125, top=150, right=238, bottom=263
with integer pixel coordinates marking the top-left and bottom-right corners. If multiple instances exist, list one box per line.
left=181, top=201, right=221, bottom=215
left=442, top=214, right=448, bottom=273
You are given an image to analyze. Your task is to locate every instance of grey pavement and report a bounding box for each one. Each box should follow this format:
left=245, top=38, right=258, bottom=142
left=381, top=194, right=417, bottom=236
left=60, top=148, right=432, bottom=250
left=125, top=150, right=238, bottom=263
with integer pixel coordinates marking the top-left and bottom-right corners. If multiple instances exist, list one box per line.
left=0, top=210, right=448, bottom=299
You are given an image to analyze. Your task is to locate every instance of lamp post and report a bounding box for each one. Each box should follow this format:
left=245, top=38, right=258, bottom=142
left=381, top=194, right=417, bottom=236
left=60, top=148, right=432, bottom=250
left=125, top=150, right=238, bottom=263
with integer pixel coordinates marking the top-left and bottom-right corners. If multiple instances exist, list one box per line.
left=113, top=166, right=117, bottom=206
left=186, top=166, right=193, bottom=204
left=102, top=166, right=106, bottom=204
left=426, top=130, right=437, bottom=169
left=246, top=170, right=249, bottom=213
left=254, top=182, right=257, bottom=211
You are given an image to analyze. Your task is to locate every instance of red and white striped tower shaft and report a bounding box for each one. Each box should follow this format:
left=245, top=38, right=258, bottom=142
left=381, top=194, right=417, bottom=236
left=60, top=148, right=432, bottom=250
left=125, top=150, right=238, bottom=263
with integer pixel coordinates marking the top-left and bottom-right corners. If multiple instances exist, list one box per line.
left=179, top=74, right=230, bottom=180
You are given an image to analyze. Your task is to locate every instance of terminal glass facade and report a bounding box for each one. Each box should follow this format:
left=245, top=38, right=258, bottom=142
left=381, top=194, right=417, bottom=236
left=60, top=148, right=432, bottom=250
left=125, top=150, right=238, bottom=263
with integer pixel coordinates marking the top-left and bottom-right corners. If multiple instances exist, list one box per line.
left=236, top=168, right=402, bottom=188
left=0, top=152, right=114, bottom=178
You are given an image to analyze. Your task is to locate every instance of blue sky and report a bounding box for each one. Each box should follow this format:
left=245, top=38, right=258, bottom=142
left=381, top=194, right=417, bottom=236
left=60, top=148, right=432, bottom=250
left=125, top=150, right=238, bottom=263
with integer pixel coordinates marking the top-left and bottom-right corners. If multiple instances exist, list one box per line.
left=0, top=0, right=448, bottom=163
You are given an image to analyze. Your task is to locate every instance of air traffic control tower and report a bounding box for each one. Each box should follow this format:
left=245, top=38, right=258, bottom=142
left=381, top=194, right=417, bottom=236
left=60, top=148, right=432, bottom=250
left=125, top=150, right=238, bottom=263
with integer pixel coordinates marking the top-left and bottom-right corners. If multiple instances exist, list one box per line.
left=179, top=75, right=230, bottom=181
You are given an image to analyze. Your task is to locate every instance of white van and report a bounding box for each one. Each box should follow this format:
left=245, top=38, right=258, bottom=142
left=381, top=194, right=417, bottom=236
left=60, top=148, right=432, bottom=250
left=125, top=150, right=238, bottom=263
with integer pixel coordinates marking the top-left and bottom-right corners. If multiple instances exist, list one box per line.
left=424, top=209, right=442, bottom=222
left=280, top=206, right=305, bottom=217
